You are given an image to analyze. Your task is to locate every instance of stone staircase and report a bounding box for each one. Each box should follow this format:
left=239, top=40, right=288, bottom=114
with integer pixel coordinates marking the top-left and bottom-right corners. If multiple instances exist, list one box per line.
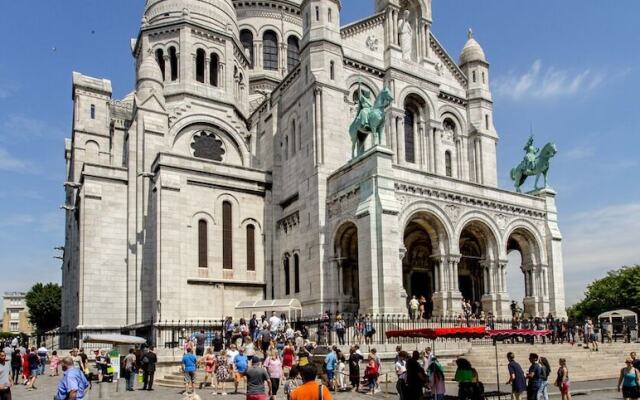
left=443, top=342, right=639, bottom=385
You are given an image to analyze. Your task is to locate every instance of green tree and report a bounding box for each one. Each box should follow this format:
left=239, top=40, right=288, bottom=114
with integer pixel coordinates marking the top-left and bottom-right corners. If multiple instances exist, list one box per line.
left=25, top=283, right=62, bottom=338
left=568, top=265, right=640, bottom=321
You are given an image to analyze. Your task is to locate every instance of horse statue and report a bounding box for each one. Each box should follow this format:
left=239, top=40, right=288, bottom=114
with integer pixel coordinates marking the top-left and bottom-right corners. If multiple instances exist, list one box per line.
left=510, top=136, right=558, bottom=193
left=349, top=84, right=394, bottom=158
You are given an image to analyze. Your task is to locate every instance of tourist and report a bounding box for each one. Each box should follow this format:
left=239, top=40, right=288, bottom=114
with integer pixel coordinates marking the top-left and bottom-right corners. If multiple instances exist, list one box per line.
left=141, top=346, right=157, bottom=391
left=631, top=353, right=640, bottom=371
left=283, top=365, right=301, bottom=400
left=337, top=353, right=347, bottom=391
left=454, top=358, right=477, bottom=400
left=194, top=329, right=206, bottom=357
left=428, top=358, right=446, bottom=400
left=325, top=345, right=338, bottom=391
left=213, top=331, right=224, bottom=353
left=555, top=358, right=571, bottom=400
left=419, top=295, right=427, bottom=320
left=263, top=350, right=282, bottom=399
left=224, top=317, right=235, bottom=348
left=0, top=351, right=11, bottom=400
left=364, top=353, right=379, bottom=395
left=269, top=312, right=282, bottom=335
left=348, top=346, right=362, bottom=392
left=260, top=325, right=272, bottom=355
left=506, top=352, right=526, bottom=400
left=409, top=296, right=419, bottom=320
left=244, top=356, right=271, bottom=400
left=354, top=316, right=364, bottom=344
left=250, top=314, right=259, bottom=342
left=538, top=356, right=551, bottom=400
left=525, top=353, right=542, bottom=400
left=54, top=357, right=89, bottom=400
left=123, top=348, right=137, bottom=391
left=422, top=346, right=434, bottom=370
left=36, top=345, right=48, bottom=376
left=181, top=347, right=197, bottom=394
left=233, top=347, right=249, bottom=394
left=9, top=349, right=19, bottom=385
left=95, top=349, right=108, bottom=382
left=335, top=315, right=346, bottom=345
left=282, top=340, right=295, bottom=372
left=199, top=347, right=215, bottom=389
left=215, top=349, right=230, bottom=395
left=395, top=350, right=408, bottom=399
left=618, top=357, right=640, bottom=400
left=364, top=315, right=375, bottom=345
left=26, top=346, right=38, bottom=391
left=291, top=364, right=332, bottom=400
left=406, top=350, right=427, bottom=399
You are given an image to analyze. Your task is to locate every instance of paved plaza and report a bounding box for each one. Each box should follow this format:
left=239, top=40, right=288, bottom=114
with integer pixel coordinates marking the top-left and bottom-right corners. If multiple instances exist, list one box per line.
left=9, top=373, right=623, bottom=400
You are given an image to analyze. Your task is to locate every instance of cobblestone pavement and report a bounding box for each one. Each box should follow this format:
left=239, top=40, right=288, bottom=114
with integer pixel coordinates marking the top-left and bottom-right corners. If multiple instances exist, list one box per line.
left=9, top=374, right=622, bottom=399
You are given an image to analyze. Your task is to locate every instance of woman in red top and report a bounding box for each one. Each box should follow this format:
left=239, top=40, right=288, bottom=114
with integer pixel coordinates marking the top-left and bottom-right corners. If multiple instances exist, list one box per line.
left=282, top=341, right=295, bottom=370
left=22, top=349, right=31, bottom=383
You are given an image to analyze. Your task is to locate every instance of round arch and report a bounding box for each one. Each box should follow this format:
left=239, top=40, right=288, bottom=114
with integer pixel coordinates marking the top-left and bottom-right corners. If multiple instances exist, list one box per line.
left=399, top=200, right=456, bottom=249
left=454, top=211, right=504, bottom=259
left=503, top=220, right=547, bottom=264
left=397, top=86, right=436, bottom=119
left=258, top=25, right=283, bottom=42
left=333, top=221, right=360, bottom=315
left=437, top=105, right=468, bottom=134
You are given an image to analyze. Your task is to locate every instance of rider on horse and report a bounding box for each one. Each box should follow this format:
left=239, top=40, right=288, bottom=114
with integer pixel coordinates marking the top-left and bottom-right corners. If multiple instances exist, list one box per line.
left=354, top=83, right=374, bottom=129
left=522, top=135, right=539, bottom=172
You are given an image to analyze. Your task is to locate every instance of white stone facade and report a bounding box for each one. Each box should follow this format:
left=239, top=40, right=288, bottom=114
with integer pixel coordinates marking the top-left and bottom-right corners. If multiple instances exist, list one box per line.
left=62, top=0, right=566, bottom=335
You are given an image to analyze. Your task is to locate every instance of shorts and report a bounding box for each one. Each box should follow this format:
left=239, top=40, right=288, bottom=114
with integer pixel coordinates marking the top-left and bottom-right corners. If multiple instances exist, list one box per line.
left=560, top=382, right=570, bottom=395
left=30, top=369, right=39, bottom=377
left=511, top=391, right=524, bottom=400
left=184, top=371, right=196, bottom=384
left=246, top=394, right=268, bottom=400
left=326, top=370, right=335, bottom=381
left=235, top=372, right=246, bottom=383
left=196, top=347, right=204, bottom=357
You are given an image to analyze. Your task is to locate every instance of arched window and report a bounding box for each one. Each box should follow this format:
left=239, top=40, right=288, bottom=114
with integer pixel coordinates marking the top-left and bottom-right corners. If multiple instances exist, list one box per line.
left=287, top=36, right=300, bottom=72
left=222, top=201, right=233, bottom=269
left=472, top=70, right=476, bottom=83
left=284, top=136, right=289, bottom=160
left=294, top=254, right=300, bottom=293
left=291, top=120, right=296, bottom=155
left=315, top=6, right=320, bottom=21
left=155, top=49, right=166, bottom=81
left=240, top=30, right=254, bottom=68
left=445, top=151, right=453, bottom=177
left=328, top=8, right=333, bottom=23
left=404, top=109, right=415, bottom=163
left=284, top=256, right=291, bottom=295
left=209, top=53, right=219, bottom=87
left=482, top=71, right=486, bottom=84
left=90, top=104, right=96, bottom=120
left=246, top=224, right=255, bottom=271
left=198, top=219, right=208, bottom=268
left=263, top=31, right=279, bottom=71
left=169, top=47, right=178, bottom=81
left=196, top=49, right=206, bottom=83
left=330, top=61, right=335, bottom=80
left=485, top=114, right=490, bottom=130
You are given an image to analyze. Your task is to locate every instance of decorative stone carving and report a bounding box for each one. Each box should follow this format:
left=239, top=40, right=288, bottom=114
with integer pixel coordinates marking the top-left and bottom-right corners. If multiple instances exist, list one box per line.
left=495, top=213, right=508, bottom=231
left=327, top=187, right=360, bottom=219
left=434, top=62, right=444, bottom=76
left=366, top=36, right=379, bottom=52
left=191, top=131, right=226, bottom=162
left=277, top=211, right=300, bottom=233
left=444, top=204, right=462, bottom=223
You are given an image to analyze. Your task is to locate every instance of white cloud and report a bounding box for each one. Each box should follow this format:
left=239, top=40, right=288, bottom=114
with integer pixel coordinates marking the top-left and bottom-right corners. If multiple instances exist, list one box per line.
left=562, top=203, right=640, bottom=304
left=565, top=146, right=595, bottom=160
left=493, top=60, right=607, bottom=100
left=1, top=115, right=49, bottom=139
left=0, top=146, right=32, bottom=172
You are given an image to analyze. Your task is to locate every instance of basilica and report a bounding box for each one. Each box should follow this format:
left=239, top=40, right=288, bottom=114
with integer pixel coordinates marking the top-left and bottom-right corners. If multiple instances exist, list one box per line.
left=61, top=0, right=567, bottom=338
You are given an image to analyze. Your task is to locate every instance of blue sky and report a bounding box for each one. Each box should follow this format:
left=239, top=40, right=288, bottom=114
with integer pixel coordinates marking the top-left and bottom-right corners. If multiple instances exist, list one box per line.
left=0, top=1, right=638, bottom=308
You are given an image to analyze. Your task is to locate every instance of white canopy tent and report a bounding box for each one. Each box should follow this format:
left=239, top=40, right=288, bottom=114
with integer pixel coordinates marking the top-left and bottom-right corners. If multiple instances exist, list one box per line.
left=235, top=299, right=303, bottom=321
left=598, top=309, right=638, bottom=340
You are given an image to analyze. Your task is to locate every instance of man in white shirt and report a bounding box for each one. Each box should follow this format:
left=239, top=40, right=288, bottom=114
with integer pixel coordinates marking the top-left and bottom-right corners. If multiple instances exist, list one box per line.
left=409, top=296, right=419, bottom=320
left=269, top=312, right=281, bottom=334
left=394, top=351, right=408, bottom=399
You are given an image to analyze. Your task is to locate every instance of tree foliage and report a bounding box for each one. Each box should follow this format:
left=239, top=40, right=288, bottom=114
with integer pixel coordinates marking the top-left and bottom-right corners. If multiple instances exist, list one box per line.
left=568, top=265, right=640, bottom=321
left=25, top=283, right=62, bottom=335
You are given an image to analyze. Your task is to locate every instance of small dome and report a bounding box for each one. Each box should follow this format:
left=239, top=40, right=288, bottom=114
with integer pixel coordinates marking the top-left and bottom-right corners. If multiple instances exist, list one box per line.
left=144, top=0, right=239, bottom=37
left=137, top=52, right=164, bottom=88
left=460, top=29, right=487, bottom=65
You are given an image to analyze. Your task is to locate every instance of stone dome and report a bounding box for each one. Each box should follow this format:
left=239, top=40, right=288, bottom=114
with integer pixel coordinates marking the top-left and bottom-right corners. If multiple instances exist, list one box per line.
left=137, top=52, right=164, bottom=89
left=460, top=29, right=487, bottom=65
left=143, top=0, right=239, bottom=37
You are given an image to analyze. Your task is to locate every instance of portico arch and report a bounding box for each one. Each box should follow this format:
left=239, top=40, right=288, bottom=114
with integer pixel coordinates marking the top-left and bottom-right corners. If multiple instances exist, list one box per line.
left=457, top=219, right=499, bottom=311
left=506, top=225, right=547, bottom=317
left=402, top=210, right=449, bottom=318
left=334, top=222, right=359, bottom=315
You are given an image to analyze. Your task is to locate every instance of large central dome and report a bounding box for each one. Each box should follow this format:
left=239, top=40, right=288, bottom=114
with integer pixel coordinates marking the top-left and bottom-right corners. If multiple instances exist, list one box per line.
left=144, top=0, right=239, bottom=37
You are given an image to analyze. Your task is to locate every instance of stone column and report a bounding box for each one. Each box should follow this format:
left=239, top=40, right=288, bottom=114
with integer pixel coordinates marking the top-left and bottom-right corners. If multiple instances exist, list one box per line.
left=163, top=55, right=172, bottom=84
left=392, top=10, right=398, bottom=46
left=204, top=57, right=211, bottom=85
left=219, top=63, right=225, bottom=89
left=397, top=113, right=406, bottom=165
left=419, top=121, right=426, bottom=169
left=446, top=255, right=463, bottom=316
left=474, top=137, right=482, bottom=184
left=390, top=113, right=398, bottom=163
left=433, top=128, right=442, bottom=174
left=313, top=87, right=322, bottom=166
left=255, top=40, right=263, bottom=70
left=431, top=255, right=447, bottom=316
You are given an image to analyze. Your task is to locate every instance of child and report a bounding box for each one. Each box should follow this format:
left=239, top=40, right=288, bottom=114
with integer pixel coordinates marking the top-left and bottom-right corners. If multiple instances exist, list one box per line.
left=337, top=354, right=347, bottom=391
left=49, top=350, right=60, bottom=376
left=283, top=365, right=301, bottom=400
left=364, top=354, right=379, bottom=395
